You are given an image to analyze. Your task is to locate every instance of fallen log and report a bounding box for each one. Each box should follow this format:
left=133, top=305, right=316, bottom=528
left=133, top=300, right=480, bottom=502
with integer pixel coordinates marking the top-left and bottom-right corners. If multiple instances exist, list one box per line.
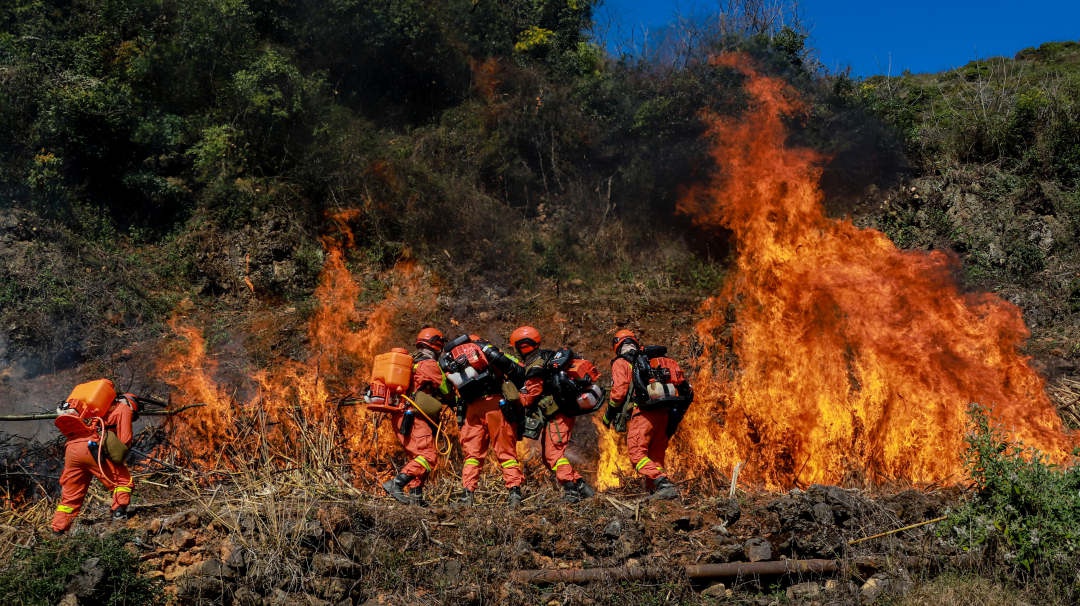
left=511, top=560, right=842, bottom=584
left=511, top=556, right=926, bottom=585
left=685, top=559, right=840, bottom=579
left=0, top=403, right=207, bottom=421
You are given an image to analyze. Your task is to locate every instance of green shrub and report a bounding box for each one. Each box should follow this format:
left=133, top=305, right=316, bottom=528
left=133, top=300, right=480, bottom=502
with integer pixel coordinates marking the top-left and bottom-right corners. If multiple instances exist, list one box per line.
left=0, top=530, right=163, bottom=606
left=942, top=405, right=1080, bottom=596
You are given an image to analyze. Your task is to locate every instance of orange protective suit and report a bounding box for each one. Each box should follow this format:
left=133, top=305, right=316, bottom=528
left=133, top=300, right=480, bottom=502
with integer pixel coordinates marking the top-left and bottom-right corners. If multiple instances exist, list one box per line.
left=391, top=353, right=448, bottom=489
left=460, top=393, right=523, bottom=491
left=610, top=355, right=688, bottom=485
left=520, top=366, right=581, bottom=484
left=52, top=396, right=136, bottom=533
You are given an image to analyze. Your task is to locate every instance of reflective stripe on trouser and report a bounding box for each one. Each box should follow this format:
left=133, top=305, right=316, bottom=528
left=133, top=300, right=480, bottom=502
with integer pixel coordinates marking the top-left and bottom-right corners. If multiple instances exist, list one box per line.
left=52, top=437, right=134, bottom=533
left=395, top=409, right=438, bottom=488
left=460, top=394, right=524, bottom=490
left=626, top=408, right=670, bottom=481
left=542, top=412, right=580, bottom=483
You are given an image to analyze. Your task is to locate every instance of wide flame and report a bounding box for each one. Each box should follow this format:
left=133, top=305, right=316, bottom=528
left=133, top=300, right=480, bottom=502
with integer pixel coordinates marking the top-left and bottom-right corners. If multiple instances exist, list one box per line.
left=666, top=54, right=1075, bottom=490
left=156, top=209, right=435, bottom=477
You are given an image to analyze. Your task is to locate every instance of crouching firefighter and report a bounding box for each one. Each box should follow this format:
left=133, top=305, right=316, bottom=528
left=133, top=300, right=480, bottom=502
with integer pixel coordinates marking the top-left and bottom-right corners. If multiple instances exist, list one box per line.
left=512, top=326, right=603, bottom=503
left=440, top=333, right=525, bottom=507
left=369, top=328, right=452, bottom=506
left=52, top=379, right=138, bottom=533
left=603, top=330, right=693, bottom=500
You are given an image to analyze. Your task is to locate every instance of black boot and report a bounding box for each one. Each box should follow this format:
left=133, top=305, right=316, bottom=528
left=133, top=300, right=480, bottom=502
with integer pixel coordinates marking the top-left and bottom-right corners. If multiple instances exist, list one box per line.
left=651, top=476, right=680, bottom=500
left=381, top=473, right=414, bottom=504
left=575, top=478, right=596, bottom=499
left=408, top=486, right=427, bottom=507
left=111, top=505, right=130, bottom=521
left=507, top=486, right=523, bottom=508
left=561, top=481, right=582, bottom=503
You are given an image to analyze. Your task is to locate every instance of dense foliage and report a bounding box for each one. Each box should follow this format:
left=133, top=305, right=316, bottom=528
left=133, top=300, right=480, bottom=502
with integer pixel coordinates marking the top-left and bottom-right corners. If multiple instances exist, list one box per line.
left=849, top=43, right=1080, bottom=303
left=944, top=405, right=1080, bottom=600
left=0, top=0, right=813, bottom=371
left=0, top=530, right=163, bottom=605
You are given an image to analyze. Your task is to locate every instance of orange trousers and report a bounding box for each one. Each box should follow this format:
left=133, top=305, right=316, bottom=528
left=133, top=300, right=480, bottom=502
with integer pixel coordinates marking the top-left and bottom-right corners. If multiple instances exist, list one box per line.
left=541, top=412, right=581, bottom=483
left=390, top=409, right=438, bottom=489
left=627, top=408, right=671, bottom=482
left=459, top=394, right=523, bottom=491
left=52, top=437, right=133, bottom=532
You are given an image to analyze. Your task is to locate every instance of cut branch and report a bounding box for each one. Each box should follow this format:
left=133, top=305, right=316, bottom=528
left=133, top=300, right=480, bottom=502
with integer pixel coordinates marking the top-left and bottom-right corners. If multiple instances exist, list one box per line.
left=511, top=556, right=924, bottom=585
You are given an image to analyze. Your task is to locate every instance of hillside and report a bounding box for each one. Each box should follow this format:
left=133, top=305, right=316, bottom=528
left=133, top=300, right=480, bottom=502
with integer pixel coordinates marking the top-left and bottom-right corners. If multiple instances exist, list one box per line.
left=2, top=1, right=1080, bottom=604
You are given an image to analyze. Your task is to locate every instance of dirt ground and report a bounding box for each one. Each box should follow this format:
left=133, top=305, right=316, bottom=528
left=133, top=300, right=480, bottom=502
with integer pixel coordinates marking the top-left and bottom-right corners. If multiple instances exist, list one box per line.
left=0, top=434, right=969, bottom=606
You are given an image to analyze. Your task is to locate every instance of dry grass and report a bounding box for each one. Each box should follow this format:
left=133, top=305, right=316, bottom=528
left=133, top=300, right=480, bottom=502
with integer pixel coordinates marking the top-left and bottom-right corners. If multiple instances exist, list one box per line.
left=1047, top=376, right=1080, bottom=429
left=895, top=574, right=1035, bottom=606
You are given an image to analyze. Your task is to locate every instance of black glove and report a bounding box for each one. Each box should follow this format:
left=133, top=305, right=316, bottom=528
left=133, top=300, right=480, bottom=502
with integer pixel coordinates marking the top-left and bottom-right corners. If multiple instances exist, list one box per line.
left=603, top=405, right=627, bottom=432
left=602, top=403, right=618, bottom=427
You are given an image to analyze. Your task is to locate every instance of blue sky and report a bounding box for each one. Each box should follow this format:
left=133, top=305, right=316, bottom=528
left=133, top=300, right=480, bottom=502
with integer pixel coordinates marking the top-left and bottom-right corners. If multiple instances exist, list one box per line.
left=592, top=1, right=1080, bottom=77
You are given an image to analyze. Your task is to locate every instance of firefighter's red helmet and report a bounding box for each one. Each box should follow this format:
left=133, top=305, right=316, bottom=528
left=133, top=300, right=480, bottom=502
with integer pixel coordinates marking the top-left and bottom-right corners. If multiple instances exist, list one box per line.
left=612, top=329, right=639, bottom=353
left=510, top=326, right=542, bottom=355
left=415, top=327, right=445, bottom=351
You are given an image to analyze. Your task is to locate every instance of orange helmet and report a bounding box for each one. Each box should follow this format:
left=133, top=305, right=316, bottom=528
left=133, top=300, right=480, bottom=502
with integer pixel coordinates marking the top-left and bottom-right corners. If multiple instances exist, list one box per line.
left=612, top=329, right=639, bottom=353
left=415, top=327, right=445, bottom=352
left=510, top=325, right=541, bottom=355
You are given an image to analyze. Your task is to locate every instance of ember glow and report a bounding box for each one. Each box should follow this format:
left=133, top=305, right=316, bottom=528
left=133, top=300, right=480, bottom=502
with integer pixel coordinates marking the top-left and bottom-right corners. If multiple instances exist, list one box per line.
left=157, top=210, right=435, bottom=474
left=665, top=55, right=1075, bottom=489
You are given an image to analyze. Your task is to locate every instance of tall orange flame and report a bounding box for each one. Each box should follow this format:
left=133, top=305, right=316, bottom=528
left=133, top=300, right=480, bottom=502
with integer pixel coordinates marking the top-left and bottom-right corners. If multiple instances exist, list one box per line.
left=671, top=55, right=1075, bottom=489
left=157, top=210, right=436, bottom=478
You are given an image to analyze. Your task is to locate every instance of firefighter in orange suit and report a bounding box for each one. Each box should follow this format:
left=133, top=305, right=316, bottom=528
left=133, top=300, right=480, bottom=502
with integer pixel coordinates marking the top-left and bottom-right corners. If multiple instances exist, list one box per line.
left=382, top=328, right=452, bottom=506
left=513, top=326, right=596, bottom=503
left=451, top=334, right=525, bottom=507
left=52, top=388, right=137, bottom=533
left=604, top=329, right=691, bottom=500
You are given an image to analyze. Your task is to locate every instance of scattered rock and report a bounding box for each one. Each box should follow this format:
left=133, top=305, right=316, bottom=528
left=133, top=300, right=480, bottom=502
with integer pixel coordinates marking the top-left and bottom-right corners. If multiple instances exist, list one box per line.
left=716, top=498, right=741, bottom=527
left=310, top=553, right=359, bottom=576
left=700, top=582, right=727, bottom=598
left=220, top=534, right=247, bottom=572
left=743, top=537, right=772, bottom=562
left=786, top=581, right=822, bottom=601
left=172, top=529, right=196, bottom=549
left=64, top=557, right=104, bottom=598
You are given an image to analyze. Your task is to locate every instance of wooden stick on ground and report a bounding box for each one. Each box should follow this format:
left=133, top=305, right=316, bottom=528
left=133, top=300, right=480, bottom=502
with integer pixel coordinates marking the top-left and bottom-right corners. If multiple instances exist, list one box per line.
left=847, top=515, right=948, bottom=546
left=511, top=556, right=926, bottom=585
left=511, top=558, right=843, bottom=584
